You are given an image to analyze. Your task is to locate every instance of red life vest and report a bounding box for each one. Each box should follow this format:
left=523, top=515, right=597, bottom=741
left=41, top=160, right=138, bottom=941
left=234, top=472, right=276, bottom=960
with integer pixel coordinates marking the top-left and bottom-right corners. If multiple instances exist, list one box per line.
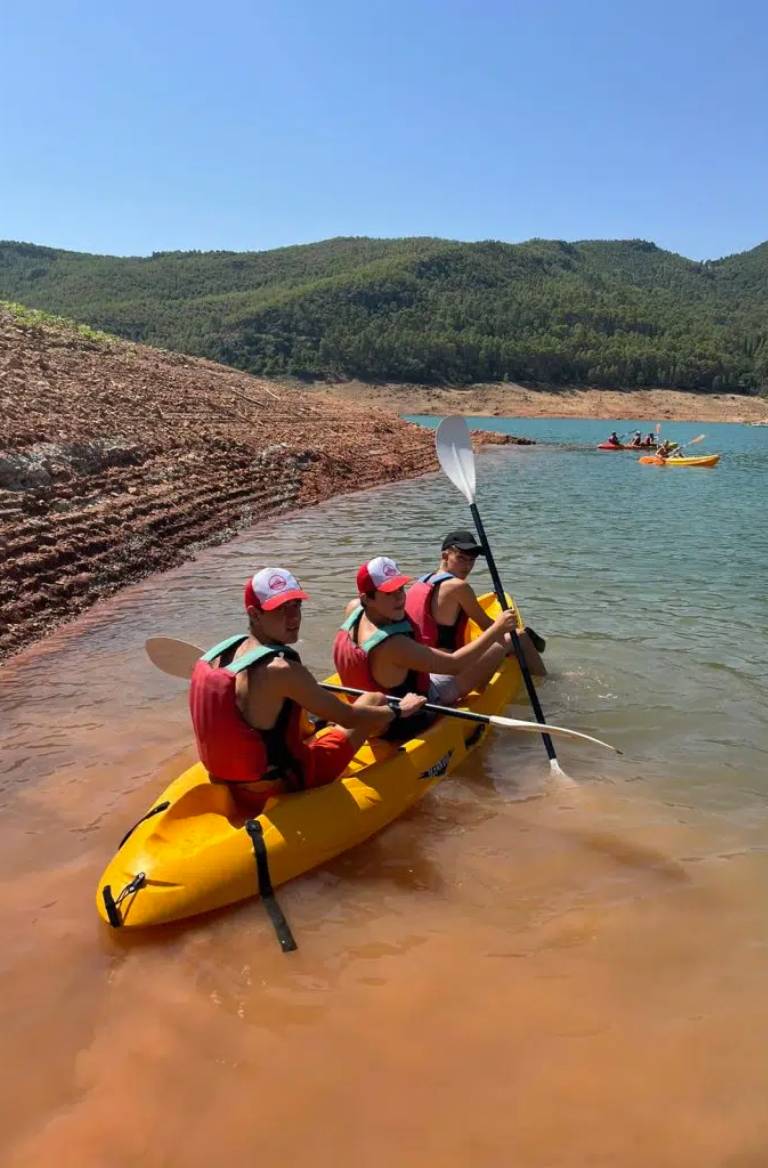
left=405, top=571, right=469, bottom=651
left=188, top=634, right=304, bottom=785
left=332, top=606, right=429, bottom=696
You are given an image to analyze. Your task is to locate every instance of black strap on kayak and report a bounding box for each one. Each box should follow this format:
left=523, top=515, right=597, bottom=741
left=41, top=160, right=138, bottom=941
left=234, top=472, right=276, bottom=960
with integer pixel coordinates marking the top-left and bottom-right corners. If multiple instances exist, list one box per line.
left=245, top=819, right=297, bottom=953
left=465, top=722, right=486, bottom=748
left=118, top=801, right=170, bottom=849
left=526, top=626, right=547, bottom=654
left=102, top=872, right=147, bottom=928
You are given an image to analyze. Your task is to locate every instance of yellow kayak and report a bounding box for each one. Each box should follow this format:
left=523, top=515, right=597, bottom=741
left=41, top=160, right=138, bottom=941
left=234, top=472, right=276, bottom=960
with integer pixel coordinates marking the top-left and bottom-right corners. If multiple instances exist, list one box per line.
left=638, top=453, right=720, bottom=467
left=97, top=594, right=524, bottom=929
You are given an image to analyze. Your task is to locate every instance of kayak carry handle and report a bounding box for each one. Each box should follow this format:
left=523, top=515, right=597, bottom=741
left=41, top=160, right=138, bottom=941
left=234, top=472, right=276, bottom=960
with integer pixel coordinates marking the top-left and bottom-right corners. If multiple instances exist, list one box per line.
left=102, top=872, right=147, bottom=929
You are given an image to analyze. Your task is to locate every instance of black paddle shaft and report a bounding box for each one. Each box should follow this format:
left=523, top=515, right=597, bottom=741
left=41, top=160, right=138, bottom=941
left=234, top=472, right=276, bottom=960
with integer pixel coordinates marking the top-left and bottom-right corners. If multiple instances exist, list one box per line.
left=469, top=503, right=558, bottom=761
left=322, top=682, right=496, bottom=727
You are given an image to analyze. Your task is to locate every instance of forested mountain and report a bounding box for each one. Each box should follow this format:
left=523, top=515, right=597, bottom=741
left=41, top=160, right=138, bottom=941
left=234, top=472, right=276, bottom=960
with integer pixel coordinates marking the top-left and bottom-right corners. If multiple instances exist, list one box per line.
left=1, top=236, right=766, bottom=390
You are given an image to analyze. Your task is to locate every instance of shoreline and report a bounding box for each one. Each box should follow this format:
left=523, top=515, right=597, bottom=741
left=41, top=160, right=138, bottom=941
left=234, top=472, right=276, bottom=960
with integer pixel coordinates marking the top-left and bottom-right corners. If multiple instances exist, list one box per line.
left=302, top=380, right=768, bottom=423
left=1, top=431, right=517, bottom=665
left=2, top=307, right=530, bottom=663
left=5, top=297, right=765, bottom=664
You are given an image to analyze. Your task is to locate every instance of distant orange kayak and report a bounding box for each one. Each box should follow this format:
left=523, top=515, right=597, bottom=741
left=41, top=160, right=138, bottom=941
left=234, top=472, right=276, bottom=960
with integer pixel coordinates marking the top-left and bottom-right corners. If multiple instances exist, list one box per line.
left=638, top=454, right=720, bottom=467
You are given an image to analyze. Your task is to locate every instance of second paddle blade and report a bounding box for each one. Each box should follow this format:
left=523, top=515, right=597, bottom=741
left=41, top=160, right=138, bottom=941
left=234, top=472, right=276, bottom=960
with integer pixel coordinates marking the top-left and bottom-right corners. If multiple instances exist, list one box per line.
left=435, top=416, right=477, bottom=503
left=145, top=636, right=202, bottom=680
left=490, top=715, right=621, bottom=753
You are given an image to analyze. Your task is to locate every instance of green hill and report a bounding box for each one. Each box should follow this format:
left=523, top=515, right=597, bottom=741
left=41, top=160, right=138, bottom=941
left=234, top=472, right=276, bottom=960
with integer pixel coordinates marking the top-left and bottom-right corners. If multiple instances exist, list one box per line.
left=1, top=235, right=766, bottom=391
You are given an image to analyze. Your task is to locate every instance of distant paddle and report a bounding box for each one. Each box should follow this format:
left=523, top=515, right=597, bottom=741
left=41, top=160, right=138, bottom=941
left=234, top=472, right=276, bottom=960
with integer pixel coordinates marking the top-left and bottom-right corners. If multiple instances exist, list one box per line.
left=145, top=637, right=620, bottom=753
left=674, top=433, right=706, bottom=451
left=435, top=417, right=574, bottom=783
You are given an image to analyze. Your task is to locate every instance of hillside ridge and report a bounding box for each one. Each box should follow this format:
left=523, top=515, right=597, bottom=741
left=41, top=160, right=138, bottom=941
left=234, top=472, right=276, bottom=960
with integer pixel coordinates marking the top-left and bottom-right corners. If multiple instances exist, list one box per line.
left=1, top=235, right=767, bottom=391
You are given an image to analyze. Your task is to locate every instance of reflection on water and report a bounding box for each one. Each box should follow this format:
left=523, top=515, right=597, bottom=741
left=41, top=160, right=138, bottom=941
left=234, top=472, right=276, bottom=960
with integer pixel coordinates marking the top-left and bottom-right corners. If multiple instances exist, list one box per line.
left=1, top=419, right=767, bottom=1167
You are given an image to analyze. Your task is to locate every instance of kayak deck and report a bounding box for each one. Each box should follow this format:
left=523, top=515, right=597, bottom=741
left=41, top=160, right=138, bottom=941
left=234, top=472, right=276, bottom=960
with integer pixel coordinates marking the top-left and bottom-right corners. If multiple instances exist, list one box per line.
left=97, top=594, right=523, bottom=929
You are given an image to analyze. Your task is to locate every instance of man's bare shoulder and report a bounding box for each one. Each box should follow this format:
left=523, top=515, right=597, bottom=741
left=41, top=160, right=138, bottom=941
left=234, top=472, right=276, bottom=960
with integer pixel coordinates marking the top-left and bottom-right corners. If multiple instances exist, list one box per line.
left=377, top=630, right=420, bottom=662
left=258, top=653, right=307, bottom=693
left=443, top=576, right=475, bottom=598
left=343, top=598, right=359, bottom=617
left=263, top=653, right=295, bottom=674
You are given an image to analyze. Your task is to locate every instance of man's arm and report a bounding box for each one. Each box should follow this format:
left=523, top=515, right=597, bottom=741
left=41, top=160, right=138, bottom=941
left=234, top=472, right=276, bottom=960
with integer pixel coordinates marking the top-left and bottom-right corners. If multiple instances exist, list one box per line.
left=448, top=579, right=496, bottom=631
left=451, top=582, right=543, bottom=671
left=271, top=658, right=391, bottom=730
left=385, top=611, right=516, bottom=676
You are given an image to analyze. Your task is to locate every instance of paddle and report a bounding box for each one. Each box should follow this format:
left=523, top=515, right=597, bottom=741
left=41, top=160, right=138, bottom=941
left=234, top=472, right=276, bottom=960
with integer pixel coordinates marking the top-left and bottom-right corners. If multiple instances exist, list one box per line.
left=145, top=637, right=620, bottom=753
left=672, top=433, right=706, bottom=452
left=435, top=417, right=571, bottom=781
left=145, top=635, right=200, bottom=679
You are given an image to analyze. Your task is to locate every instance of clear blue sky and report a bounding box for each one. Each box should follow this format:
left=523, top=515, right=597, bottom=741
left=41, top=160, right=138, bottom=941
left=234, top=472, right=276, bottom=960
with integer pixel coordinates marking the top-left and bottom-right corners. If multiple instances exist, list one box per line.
left=2, top=0, right=766, bottom=260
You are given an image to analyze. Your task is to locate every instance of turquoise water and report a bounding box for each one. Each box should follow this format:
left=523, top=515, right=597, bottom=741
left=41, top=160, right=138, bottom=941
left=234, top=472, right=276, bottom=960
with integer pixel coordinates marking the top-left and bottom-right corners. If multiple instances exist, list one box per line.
left=407, top=415, right=768, bottom=808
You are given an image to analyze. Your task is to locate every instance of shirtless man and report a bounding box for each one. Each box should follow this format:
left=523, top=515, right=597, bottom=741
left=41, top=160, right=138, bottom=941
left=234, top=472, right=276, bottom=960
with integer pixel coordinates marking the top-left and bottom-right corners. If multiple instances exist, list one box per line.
left=332, top=556, right=517, bottom=735
left=405, top=529, right=546, bottom=676
left=189, top=567, right=424, bottom=812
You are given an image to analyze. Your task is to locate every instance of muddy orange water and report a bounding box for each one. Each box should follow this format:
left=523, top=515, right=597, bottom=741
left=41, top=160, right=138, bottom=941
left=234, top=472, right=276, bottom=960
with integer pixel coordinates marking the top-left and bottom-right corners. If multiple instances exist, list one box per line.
left=2, top=454, right=767, bottom=1168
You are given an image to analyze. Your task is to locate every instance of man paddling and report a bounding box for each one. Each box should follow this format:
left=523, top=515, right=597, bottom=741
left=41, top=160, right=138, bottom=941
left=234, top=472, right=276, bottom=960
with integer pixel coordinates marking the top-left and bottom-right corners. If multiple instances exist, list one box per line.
left=189, top=567, right=424, bottom=813
left=333, top=555, right=517, bottom=736
left=405, top=529, right=546, bottom=676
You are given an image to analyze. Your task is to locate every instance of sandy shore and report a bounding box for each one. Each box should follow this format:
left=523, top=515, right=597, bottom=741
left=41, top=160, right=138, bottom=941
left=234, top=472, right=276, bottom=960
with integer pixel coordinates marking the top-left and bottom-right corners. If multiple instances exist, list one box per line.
left=304, top=380, right=768, bottom=423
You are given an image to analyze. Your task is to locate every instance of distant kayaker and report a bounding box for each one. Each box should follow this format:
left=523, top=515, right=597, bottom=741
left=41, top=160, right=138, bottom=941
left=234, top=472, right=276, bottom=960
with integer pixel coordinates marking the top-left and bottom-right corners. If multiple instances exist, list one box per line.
left=607, top=431, right=621, bottom=446
left=333, top=555, right=517, bottom=737
left=656, top=440, right=676, bottom=459
left=641, top=432, right=655, bottom=447
left=629, top=431, right=643, bottom=448
left=189, top=567, right=424, bottom=813
left=405, top=529, right=546, bottom=675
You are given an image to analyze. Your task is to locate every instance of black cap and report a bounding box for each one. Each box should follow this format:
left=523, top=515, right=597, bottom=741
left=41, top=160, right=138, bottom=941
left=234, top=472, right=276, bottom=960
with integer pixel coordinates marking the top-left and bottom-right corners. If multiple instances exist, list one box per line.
left=441, top=529, right=485, bottom=555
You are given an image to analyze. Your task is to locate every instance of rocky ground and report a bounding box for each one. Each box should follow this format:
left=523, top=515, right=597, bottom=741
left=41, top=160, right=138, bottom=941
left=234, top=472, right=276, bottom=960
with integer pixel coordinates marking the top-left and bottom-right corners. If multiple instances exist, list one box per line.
left=305, top=380, right=768, bottom=422
left=0, top=307, right=526, bottom=661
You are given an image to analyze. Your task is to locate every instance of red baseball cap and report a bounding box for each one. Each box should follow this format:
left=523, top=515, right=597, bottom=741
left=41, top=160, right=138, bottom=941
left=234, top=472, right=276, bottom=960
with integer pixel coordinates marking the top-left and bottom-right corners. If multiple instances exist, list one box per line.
left=244, top=567, right=309, bottom=611
left=356, top=555, right=411, bottom=594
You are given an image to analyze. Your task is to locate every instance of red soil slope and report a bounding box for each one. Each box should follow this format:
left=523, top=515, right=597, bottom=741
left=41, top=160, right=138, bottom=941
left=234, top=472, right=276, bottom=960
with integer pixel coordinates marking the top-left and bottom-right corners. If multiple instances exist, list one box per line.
left=0, top=307, right=521, bottom=661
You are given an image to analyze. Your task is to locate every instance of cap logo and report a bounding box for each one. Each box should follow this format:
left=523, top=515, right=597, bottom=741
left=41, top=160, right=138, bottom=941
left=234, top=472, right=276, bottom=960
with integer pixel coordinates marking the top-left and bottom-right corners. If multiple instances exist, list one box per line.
left=268, top=573, right=287, bottom=592
left=382, top=562, right=397, bottom=577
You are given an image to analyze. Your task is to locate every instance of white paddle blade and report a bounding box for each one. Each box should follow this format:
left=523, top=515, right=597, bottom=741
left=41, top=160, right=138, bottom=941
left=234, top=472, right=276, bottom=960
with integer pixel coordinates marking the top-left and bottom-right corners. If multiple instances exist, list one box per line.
left=488, top=714, right=620, bottom=753
left=548, top=759, right=578, bottom=787
left=435, top=416, right=477, bottom=504
left=145, top=637, right=202, bottom=680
